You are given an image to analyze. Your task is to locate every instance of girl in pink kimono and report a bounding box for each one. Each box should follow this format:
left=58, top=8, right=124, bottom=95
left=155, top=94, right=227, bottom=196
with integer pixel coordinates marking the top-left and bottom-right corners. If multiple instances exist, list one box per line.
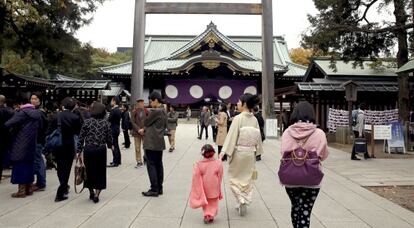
left=190, top=144, right=223, bottom=224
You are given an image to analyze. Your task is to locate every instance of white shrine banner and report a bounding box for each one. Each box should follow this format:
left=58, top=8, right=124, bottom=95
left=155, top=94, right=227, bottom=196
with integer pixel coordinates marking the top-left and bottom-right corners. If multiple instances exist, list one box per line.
left=327, top=108, right=399, bottom=132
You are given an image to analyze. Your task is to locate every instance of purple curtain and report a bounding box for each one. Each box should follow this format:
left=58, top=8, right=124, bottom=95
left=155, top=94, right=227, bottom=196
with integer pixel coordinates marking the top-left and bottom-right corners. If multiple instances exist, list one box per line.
left=164, top=79, right=257, bottom=105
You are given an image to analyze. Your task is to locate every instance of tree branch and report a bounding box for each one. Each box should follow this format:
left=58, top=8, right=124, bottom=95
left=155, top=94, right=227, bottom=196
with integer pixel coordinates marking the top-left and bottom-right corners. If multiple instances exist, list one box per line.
left=6, top=16, right=32, bottom=50
left=332, top=22, right=414, bottom=33
left=356, top=0, right=378, bottom=25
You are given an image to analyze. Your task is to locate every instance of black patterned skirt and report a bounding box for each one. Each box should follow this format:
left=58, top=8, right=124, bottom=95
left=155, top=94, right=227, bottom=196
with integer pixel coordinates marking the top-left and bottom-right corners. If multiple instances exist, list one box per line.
left=83, top=145, right=107, bottom=190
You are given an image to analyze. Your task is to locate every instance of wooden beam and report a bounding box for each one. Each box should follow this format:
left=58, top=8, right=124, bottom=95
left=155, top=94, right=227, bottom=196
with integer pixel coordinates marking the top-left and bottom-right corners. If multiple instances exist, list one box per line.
left=131, top=0, right=146, bottom=102
left=261, top=0, right=275, bottom=119
left=145, top=3, right=262, bottom=15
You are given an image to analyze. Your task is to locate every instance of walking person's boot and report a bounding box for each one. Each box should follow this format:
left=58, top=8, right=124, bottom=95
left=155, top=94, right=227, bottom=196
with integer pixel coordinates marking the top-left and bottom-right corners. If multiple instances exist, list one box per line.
left=26, top=183, right=34, bottom=196
left=89, top=188, right=95, bottom=200
left=11, top=184, right=27, bottom=198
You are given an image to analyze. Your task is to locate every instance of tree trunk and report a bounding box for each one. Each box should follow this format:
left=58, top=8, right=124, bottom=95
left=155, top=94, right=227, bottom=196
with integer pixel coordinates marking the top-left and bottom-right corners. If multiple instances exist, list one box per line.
left=0, top=4, right=5, bottom=75
left=394, top=0, right=410, bottom=121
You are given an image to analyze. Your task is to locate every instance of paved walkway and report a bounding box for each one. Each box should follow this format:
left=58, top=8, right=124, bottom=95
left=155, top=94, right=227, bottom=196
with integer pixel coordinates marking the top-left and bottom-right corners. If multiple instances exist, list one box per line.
left=0, top=124, right=413, bottom=228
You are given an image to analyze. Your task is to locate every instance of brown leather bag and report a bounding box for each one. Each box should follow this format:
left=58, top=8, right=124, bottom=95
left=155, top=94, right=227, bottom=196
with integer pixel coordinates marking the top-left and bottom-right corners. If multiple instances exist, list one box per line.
left=74, top=155, right=86, bottom=194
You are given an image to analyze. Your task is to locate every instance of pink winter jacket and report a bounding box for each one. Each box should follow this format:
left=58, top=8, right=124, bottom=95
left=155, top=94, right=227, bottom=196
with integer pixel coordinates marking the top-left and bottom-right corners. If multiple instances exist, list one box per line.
left=281, top=123, right=329, bottom=160
left=280, top=123, right=329, bottom=187
left=189, top=158, right=223, bottom=209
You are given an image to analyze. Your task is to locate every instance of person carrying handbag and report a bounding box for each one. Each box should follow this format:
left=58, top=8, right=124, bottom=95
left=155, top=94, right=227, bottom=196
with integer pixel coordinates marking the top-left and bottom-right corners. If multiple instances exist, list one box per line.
left=278, top=101, right=329, bottom=228
left=219, top=93, right=263, bottom=217
left=76, top=102, right=112, bottom=203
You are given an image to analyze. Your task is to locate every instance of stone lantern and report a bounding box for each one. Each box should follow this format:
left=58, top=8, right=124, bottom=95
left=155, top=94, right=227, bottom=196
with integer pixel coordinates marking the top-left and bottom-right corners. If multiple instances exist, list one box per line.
left=341, top=80, right=359, bottom=142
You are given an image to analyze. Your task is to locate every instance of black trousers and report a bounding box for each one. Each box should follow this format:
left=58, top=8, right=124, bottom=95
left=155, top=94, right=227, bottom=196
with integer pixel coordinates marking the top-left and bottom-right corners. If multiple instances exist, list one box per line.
left=0, top=147, right=4, bottom=182
left=286, top=187, right=320, bottom=228
left=123, top=130, right=131, bottom=148
left=55, top=151, right=74, bottom=198
left=351, top=131, right=369, bottom=159
left=211, top=126, right=218, bottom=142
left=145, top=150, right=164, bottom=192
left=218, top=146, right=227, bottom=161
left=199, top=125, right=209, bottom=139
left=112, top=130, right=121, bottom=164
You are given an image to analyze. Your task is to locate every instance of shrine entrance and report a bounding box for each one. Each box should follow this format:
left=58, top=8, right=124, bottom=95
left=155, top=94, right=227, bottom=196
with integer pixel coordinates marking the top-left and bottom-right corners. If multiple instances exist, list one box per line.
left=131, top=1, right=275, bottom=118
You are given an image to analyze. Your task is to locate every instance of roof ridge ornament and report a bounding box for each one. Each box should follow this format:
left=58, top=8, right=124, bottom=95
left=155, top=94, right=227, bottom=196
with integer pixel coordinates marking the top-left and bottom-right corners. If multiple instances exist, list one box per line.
left=207, top=21, right=217, bottom=30
left=201, top=50, right=220, bottom=57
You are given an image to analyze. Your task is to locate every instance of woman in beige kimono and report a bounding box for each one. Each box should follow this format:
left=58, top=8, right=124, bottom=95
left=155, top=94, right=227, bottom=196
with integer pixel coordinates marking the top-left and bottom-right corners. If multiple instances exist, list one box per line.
left=219, top=93, right=263, bottom=216
left=215, top=104, right=228, bottom=158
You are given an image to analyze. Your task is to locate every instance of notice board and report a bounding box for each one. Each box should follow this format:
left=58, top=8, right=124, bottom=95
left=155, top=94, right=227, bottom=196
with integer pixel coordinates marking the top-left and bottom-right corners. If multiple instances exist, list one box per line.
left=373, top=125, right=392, bottom=140
left=386, top=121, right=406, bottom=153
left=265, top=119, right=278, bottom=138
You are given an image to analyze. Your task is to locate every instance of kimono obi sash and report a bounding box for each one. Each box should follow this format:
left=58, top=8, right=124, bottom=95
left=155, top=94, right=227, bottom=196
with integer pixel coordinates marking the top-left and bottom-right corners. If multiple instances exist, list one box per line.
left=236, top=145, right=256, bottom=151
left=236, top=126, right=261, bottom=150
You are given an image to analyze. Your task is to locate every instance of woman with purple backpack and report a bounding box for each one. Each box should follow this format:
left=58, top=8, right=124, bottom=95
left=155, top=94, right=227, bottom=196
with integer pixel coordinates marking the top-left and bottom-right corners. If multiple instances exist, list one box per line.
left=278, top=101, right=329, bottom=228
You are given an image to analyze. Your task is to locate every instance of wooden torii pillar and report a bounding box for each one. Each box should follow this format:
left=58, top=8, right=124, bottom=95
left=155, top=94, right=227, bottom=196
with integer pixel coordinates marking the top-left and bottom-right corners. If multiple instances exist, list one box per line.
left=131, top=0, right=275, bottom=119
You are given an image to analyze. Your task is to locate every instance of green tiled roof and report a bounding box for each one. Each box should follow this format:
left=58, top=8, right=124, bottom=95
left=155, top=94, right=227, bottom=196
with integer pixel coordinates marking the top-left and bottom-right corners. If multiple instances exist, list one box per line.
left=313, top=59, right=397, bottom=77
left=168, top=22, right=257, bottom=61
left=53, top=80, right=110, bottom=89
left=396, top=59, right=414, bottom=73
left=297, top=81, right=399, bottom=92
left=101, top=61, right=132, bottom=75
left=101, top=22, right=306, bottom=77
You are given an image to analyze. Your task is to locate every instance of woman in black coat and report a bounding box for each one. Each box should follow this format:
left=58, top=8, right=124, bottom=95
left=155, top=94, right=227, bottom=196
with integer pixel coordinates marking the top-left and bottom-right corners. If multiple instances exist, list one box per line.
left=77, top=102, right=112, bottom=203
left=253, top=106, right=265, bottom=161
left=5, top=103, right=41, bottom=198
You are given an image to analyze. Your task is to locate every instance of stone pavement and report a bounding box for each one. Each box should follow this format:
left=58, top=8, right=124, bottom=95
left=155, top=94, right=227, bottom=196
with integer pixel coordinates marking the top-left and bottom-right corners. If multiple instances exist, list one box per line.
left=0, top=123, right=413, bottom=228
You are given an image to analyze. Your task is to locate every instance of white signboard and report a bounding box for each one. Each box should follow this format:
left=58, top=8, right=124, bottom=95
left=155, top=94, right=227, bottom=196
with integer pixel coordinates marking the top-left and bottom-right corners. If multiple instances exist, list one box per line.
left=265, top=119, right=278, bottom=138
left=373, top=125, right=392, bottom=140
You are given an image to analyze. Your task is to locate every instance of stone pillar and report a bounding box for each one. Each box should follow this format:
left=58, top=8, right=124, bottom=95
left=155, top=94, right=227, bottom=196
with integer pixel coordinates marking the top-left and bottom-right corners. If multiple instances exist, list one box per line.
left=261, top=0, right=275, bottom=119
left=131, top=0, right=146, bottom=102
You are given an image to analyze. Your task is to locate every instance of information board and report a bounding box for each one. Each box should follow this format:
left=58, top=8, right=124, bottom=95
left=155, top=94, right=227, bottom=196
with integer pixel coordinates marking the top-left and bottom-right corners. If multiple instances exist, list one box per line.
left=373, top=125, right=392, bottom=140
left=386, top=121, right=406, bottom=153
left=265, top=119, right=278, bottom=138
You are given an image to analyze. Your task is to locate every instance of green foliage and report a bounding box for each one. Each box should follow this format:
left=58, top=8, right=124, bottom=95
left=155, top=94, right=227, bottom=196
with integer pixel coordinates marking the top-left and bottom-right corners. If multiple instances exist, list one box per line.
left=86, top=49, right=132, bottom=79
left=303, top=0, right=412, bottom=121
left=0, top=0, right=105, bottom=78
left=2, top=50, right=49, bottom=77
left=302, top=0, right=410, bottom=65
left=91, top=49, right=132, bottom=69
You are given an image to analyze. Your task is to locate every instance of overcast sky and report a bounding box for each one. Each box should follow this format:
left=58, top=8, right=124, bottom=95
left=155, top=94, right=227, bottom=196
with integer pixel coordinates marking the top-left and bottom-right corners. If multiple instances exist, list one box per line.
left=75, top=0, right=317, bottom=52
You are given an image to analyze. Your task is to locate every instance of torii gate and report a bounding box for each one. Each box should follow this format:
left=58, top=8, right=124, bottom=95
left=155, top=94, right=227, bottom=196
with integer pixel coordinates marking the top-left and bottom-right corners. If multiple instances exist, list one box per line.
left=131, top=1, right=275, bottom=119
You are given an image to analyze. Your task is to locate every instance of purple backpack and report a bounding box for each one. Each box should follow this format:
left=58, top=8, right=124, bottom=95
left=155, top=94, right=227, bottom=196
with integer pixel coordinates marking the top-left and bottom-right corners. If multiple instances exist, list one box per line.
left=278, top=134, right=324, bottom=186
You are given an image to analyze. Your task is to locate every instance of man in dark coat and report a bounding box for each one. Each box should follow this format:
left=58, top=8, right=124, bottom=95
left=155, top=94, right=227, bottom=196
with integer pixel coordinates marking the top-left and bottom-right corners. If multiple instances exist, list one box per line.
left=30, top=92, right=48, bottom=191
left=108, top=97, right=122, bottom=167
left=197, top=106, right=210, bottom=140
left=121, top=103, right=131, bottom=149
left=0, top=95, right=14, bottom=183
left=48, top=97, right=82, bottom=202
left=5, top=102, right=42, bottom=198
left=226, top=103, right=234, bottom=131
left=141, top=91, right=167, bottom=197
left=131, top=99, right=147, bottom=168
left=167, top=105, right=179, bottom=152
left=253, top=106, right=265, bottom=161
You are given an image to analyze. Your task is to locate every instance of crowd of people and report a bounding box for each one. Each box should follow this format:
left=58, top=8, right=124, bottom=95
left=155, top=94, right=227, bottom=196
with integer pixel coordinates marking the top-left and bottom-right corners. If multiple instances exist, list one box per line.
left=0, top=91, right=329, bottom=227
left=0, top=91, right=171, bottom=202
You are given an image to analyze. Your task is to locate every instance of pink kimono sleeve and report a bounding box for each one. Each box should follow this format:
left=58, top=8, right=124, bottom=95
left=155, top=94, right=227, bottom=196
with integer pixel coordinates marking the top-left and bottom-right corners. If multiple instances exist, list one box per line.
left=218, top=161, right=224, bottom=200
left=189, top=163, right=208, bottom=209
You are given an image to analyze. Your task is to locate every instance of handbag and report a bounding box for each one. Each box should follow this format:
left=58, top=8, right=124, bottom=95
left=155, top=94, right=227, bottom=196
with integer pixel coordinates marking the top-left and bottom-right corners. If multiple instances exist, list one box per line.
left=278, top=133, right=324, bottom=186
left=164, top=128, right=171, bottom=136
left=45, top=114, right=62, bottom=152
left=74, top=155, right=86, bottom=194
left=252, top=169, right=258, bottom=180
